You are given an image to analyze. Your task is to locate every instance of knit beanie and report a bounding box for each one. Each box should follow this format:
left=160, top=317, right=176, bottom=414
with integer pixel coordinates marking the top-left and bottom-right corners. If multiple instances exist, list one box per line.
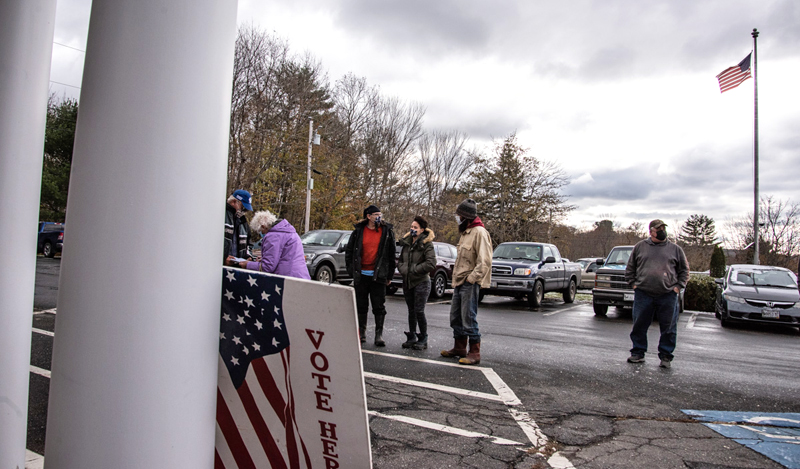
left=413, top=215, right=428, bottom=231
left=363, top=205, right=380, bottom=218
left=456, top=198, right=477, bottom=220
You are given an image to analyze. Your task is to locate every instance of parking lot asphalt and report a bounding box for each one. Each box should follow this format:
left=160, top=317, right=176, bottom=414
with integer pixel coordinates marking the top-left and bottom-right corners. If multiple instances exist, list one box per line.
left=27, top=261, right=800, bottom=468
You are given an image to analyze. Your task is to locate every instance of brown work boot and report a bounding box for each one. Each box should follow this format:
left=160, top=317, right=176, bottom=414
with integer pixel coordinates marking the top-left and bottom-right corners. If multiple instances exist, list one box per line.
left=458, top=342, right=481, bottom=365
left=441, top=336, right=468, bottom=358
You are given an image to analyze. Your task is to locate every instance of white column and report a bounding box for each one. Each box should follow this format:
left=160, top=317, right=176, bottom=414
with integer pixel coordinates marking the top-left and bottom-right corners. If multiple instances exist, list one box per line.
left=0, top=1, right=57, bottom=467
left=44, top=1, right=238, bottom=467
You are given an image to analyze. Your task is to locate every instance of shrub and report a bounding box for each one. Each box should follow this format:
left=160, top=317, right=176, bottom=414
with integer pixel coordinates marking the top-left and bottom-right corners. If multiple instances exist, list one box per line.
left=684, top=273, right=716, bottom=312
left=709, top=245, right=726, bottom=278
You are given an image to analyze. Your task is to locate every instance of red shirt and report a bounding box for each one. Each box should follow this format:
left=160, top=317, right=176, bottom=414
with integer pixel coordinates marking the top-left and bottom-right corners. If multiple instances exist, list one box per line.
left=361, top=225, right=383, bottom=271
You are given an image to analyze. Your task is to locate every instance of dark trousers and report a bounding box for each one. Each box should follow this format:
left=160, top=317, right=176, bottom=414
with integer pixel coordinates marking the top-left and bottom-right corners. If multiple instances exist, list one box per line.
left=354, top=276, right=387, bottom=330
left=630, top=289, right=679, bottom=360
left=403, top=278, right=430, bottom=336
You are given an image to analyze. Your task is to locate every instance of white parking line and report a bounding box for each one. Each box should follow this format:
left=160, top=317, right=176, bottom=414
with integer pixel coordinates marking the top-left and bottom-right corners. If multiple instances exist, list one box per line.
left=30, top=365, right=51, bottom=379
left=543, top=304, right=584, bottom=316
left=686, top=313, right=698, bottom=329
left=26, top=450, right=44, bottom=469
left=369, top=410, right=524, bottom=445
left=363, top=350, right=574, bottom=468
left=364, top=372, right=504, bottom=402
left=32, top=327, right=54, bottom=337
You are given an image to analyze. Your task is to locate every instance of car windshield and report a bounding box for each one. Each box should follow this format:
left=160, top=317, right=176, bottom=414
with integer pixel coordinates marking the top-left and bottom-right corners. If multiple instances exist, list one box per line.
left=577, top=259, right=590, bottom=269
left=493, top=244, right=541, bottom=261
left=605, top=248, right=632, bottom=265
left=301, top=231, right=342, bottom=247
left=730, top=269, right=798, bottom=288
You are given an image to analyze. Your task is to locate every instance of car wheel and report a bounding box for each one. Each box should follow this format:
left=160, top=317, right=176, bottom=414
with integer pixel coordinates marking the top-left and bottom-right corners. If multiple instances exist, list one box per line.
left=43, top=241, right=55, bottom=258
left=386, top=286, right=398, bottom=295
left=431, top=273, right=446, bottom=299
left=478, top=290, right=486, bottom=303
left=562, top=278, right=576, bottom=304
left=720, top=310, right=732, bottom=328
left=315, top=265, right=334, bottom=284
left=593, top=302, right=608, bottom=316
left=528, top=280, right=544, bottom=308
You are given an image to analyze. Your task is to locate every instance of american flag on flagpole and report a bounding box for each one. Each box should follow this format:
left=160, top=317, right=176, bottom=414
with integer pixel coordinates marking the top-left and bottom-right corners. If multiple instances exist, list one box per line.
left=215, top=267, right=311, bottom=469
left=717, top=53, right=752, bottom=93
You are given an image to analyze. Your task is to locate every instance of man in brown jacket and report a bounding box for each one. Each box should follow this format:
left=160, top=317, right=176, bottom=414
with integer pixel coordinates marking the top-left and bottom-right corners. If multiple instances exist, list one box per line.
left=441, top=198, right=492, bottom=365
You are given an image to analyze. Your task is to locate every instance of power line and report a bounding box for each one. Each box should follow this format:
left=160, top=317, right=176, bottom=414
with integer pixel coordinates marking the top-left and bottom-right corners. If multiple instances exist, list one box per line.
left=53, top=41, right=85, bottom=53
left=50, top=80, right=81, bottom=90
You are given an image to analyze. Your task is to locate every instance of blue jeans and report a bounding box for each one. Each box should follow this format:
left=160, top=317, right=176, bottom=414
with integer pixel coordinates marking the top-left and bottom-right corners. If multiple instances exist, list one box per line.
left=450, top=282, right=481, bottom=343
left=630, top=289, right=679, bottom=360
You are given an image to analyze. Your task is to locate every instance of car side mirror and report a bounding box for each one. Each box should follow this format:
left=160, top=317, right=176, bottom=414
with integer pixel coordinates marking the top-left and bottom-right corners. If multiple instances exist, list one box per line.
left=596, top=258, right=605, bottom=266
left=544, top=256, right=556, bottom=264
left=337, top=244, right=346, bottom=253
left=714, top=278, right=723, bottom=285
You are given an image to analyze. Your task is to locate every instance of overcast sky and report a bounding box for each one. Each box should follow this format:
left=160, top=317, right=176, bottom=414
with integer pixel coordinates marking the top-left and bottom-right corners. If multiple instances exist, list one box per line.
left=49, top=0, right=799, bottom=238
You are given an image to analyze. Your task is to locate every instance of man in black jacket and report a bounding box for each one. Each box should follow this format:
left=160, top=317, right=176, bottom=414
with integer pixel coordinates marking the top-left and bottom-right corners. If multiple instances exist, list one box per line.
left=345, top=205, right=396, bottom=346
left=224, top=189, right=253, bottom=264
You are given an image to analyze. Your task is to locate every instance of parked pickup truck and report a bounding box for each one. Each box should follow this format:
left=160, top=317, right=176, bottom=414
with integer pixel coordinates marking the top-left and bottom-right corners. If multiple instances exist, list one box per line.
left=591, top=245, right=634, bottom=316
left=481, top=242, right=582, bottom=308
left=37, top=222, right=64, bottom=258
left=592, top=245, right=684, bottom=316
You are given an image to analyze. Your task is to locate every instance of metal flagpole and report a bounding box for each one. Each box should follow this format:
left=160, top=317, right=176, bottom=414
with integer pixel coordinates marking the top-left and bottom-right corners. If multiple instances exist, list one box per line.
left=0, top=2, right=57, bottom=466
left=752, top=28, right=760, bottom=265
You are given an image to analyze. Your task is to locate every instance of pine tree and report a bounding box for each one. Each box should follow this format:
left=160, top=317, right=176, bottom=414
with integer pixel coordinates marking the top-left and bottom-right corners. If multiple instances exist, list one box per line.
left=679, top=214, right=717, bottom=246
left=709, top=244, right=726, bottom=278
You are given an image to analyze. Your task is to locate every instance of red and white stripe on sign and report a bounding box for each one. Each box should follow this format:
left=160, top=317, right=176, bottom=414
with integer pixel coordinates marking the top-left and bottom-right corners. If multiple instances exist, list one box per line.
left=215, top=349, right=311, bottom=469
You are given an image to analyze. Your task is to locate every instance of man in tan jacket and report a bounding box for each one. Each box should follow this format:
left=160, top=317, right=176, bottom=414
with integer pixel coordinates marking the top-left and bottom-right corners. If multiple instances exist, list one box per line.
left=441, top=198, right=492, bottom=365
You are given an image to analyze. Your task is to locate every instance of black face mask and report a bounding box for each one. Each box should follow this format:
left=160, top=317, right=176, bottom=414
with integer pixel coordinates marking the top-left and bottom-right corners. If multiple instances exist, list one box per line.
left=656, top=229, right=667, bottom=241
left=458, top=218, right=471, bottom=232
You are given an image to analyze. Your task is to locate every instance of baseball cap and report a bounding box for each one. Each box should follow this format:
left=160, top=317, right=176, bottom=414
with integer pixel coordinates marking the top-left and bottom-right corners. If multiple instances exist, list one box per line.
left=649, top=219, right=667, bottom=230
left=232, top=189, right=253, bottom=211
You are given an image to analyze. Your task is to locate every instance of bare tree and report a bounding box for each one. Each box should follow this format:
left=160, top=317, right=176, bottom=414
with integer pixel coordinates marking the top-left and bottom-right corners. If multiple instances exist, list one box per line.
left=416, top=130, right=474, bottom=226
left=724, top=196, right=800, bottom=267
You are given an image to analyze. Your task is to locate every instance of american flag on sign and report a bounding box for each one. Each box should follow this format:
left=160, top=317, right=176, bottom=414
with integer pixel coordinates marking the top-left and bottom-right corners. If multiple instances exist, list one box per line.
left=717, top=53, right=752, bottom=93
left=215, top=267, right=311, bottom=469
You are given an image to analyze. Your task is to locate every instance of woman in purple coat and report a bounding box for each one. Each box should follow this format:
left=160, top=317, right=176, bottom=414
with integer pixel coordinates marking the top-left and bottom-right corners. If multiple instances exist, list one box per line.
left=230, top=210, right=310, bottom=280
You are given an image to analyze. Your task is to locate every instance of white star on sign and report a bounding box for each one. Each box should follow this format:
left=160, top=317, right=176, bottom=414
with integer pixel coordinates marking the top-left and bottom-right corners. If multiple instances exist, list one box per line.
left=230, top=357, right=239, bottom=366
left=275, top=285, right=281, bottom=294
left=243, top=310, right=250, bottom=318
left=252, top=343, right=261, bottom=351
left=242, top=346, right=249, bottom=355
left=224, top=290, right=234, bottom=301
left=236, top=315, right=245, bottom=325
left=272, top=337, right=280, bottom=347
left=243, top=296, right=254, bottom=308
left=226, top=271, right=236, bottom=282
left=273, top=319, right=282, bottom=329
left=254, top=320, right=263, bottom=330
left=261, top=292, right=270, bottom=301
left=222, top=313, right=231, bottom=322
left=247, top=276, right=257, bottom=287
left=220, top=332, right=226, bottom=340
left=274, top=306, right=281, bottom=315
left=232, top=336, right=241, bottom=345
left=237, top=296, right=244, bottom=304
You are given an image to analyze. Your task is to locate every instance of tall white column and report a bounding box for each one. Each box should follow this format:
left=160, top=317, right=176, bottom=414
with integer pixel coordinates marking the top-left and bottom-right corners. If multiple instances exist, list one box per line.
left=0, top=1, right=57, bottom=467
left=44, top=1, right=238, bottom=467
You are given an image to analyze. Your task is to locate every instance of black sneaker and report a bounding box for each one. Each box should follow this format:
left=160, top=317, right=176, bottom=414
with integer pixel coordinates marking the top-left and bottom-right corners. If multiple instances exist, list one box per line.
left=659, top=358, right=672, bottom=369
left=627, top=354, right=645, bottom=363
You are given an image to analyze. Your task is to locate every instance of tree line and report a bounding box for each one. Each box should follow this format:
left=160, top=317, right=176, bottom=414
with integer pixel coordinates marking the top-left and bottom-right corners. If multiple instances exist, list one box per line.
left=38, top=25, right=799, bottom=271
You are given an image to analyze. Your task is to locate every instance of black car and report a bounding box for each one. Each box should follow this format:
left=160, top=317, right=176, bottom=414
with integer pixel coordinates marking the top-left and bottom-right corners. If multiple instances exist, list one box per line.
left=714, top=264, right=800, bottom=328
left=388, top=241, right=457, bottom=298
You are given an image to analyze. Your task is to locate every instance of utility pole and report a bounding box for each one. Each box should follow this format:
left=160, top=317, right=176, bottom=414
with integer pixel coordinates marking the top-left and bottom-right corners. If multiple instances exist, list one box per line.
left=305, top=119, right=313, bottom=233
